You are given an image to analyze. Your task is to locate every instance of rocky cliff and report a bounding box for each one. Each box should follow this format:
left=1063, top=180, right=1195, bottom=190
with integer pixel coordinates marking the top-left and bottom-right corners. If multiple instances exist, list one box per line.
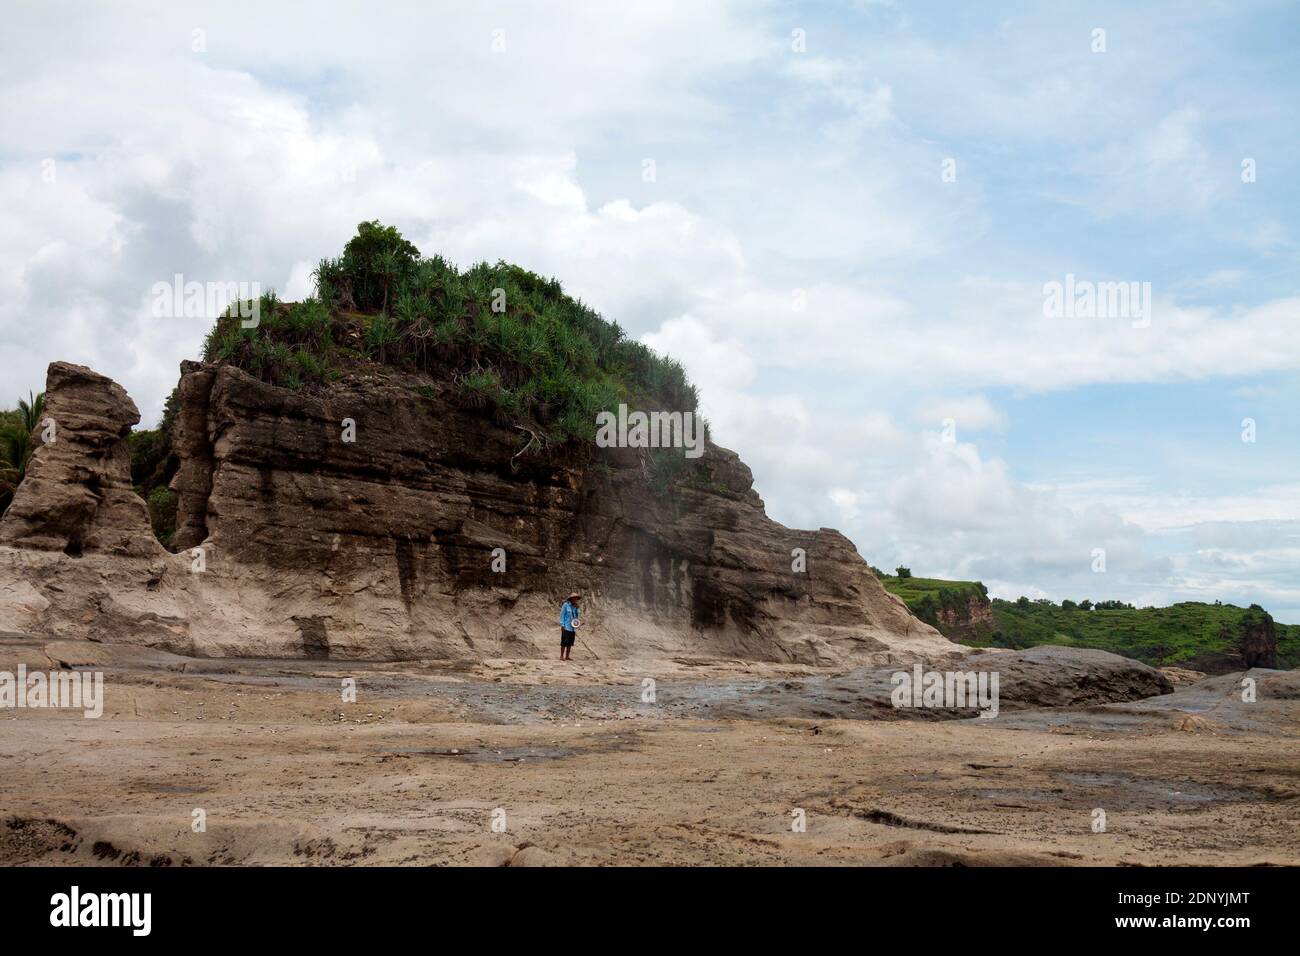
left=0, top=360, right=956, bottom=665
left=933, top=593, right=996, bottom=643
left=1187, top=606, right=1280, bottom=672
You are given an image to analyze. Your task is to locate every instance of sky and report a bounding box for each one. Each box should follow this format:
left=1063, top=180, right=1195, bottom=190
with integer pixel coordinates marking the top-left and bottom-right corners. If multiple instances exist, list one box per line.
left=1, top=1, right=1297, bottom=620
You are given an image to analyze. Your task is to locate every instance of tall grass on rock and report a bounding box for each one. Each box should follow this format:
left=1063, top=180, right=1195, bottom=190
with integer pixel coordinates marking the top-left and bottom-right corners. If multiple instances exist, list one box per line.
left=202, top=221, right=703, bottom=455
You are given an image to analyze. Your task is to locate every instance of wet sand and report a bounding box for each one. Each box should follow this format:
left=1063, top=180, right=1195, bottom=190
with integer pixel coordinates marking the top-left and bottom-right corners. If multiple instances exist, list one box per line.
left=2, top=636, right=1297, bottom=866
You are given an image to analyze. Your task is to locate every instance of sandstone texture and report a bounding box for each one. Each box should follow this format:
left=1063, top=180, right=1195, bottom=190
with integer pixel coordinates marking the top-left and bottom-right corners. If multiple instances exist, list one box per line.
left=0, top=360, right=956, bottom=665
left=0, top=362, right=159, bottom=559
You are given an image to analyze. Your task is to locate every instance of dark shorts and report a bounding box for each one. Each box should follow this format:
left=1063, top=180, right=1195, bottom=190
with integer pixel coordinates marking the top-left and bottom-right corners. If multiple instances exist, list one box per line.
left=560, top=628, right=576, bottom=648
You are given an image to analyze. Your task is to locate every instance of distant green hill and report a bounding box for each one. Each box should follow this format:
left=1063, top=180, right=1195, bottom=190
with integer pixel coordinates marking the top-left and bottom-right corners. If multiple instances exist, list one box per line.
left=873, top=572, right=996, bottom=643
left=876, top=569, right=1298, bottom=671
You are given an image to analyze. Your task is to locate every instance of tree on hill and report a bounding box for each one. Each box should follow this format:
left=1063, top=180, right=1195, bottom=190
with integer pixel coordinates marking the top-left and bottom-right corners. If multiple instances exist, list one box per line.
left=324, top=220, right=421, bottom=313
left=895, top=566, right=912, bottom=578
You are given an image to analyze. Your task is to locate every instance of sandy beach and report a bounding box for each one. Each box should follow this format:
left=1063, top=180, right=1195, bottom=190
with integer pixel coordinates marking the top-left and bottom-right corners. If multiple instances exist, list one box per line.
left=4, top=635, right=1297, bottom=867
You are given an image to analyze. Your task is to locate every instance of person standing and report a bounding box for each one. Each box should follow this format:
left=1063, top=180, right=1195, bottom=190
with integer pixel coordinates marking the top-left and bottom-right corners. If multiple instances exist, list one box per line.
left=559, top=592, right=581, bottom=661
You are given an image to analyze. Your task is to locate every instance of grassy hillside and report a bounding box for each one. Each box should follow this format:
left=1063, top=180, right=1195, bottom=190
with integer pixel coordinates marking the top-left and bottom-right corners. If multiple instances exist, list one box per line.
left=874, top=572, right=986, bottom=609
left=878, top=570, right=1299, bottom=670
left=984, top=598, right=1297, bottom=670
left=874, top=570, right=995, bottom=640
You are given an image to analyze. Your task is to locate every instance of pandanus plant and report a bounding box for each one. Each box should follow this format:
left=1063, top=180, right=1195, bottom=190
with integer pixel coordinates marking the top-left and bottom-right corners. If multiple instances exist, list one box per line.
left=18, top=390, right=45, bottom=432
left=0, top=390, right=44, bottom=516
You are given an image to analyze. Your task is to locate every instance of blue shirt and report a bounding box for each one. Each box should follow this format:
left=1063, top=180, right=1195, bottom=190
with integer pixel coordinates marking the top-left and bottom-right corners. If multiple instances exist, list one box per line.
left=560, top=601, right=579, bottom=630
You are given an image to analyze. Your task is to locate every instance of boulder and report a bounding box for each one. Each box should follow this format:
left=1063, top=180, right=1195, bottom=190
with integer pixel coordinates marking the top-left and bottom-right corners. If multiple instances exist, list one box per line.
left=707, top=645, right=1175, bottom=721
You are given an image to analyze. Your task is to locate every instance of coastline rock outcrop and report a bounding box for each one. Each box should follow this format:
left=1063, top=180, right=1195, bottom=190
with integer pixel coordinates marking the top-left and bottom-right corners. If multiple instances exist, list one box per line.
left=0, top=360, right=956, bottom=665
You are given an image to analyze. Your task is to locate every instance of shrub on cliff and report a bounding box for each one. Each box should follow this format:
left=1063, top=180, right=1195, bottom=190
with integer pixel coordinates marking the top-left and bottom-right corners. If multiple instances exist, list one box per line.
left=319, top=220, right=420, bottom=313
left=0, top=391, right=44, bottom=516
left=0, top=430, right=30, bottom=516
left=123, top=387, right=183, bottom=544
left=127, top=428, right=169, bottom=487
left=201, top=222, right=702, bottom=451
left=146, top=487, right=178, bottom=545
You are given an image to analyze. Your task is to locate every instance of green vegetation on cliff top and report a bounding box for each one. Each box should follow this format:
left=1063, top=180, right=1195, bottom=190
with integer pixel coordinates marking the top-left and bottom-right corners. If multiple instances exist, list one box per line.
left=201, top=221, right=701, bottom=449
left=116, top=222, right=707, bottom=543
left=872, top=570, right=989, bottom=627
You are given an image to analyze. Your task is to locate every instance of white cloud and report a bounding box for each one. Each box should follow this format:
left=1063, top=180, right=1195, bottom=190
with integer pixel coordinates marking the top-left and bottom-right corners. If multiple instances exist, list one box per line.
left=0, top=65, right=750, bottom=420
left=782, top=56, right=896, bottom=136
left=1057, top=482, right=1300, bottom=531
left=1084, top=107, right=1219, bottom=218
left=2, top=0, right=1298, bottom=624
left=915, top=394, right=1005, bottom=432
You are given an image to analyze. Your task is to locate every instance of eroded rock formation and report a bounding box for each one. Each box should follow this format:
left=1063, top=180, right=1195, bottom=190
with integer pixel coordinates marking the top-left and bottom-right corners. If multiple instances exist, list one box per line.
left=0, top=360, right=957, bottom=665
left=0, top=362, right=159, bottom=559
